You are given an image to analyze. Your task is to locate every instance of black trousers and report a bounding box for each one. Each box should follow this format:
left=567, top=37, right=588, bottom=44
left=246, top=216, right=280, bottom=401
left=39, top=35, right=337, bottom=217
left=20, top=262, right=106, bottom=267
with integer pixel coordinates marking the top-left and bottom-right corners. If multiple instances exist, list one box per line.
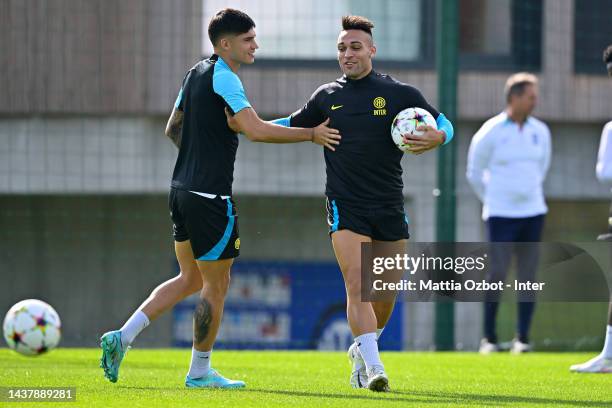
left=484, top=214, right=545, bottom=344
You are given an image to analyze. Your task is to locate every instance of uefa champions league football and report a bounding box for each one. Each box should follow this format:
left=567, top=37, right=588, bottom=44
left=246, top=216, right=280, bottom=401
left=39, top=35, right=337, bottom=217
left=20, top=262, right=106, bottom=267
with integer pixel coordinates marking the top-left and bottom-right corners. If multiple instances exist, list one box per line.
left=390, top=107, right=438, bottom=152
left=3, top=299, right=62, bottom=356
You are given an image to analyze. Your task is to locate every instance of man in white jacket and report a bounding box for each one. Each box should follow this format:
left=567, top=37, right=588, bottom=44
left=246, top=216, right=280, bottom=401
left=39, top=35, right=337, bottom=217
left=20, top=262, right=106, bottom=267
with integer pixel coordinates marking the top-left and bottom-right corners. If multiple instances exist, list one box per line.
left=466, top=73, right=551, bottom=354
left=570, top=45, right=612, bottom=374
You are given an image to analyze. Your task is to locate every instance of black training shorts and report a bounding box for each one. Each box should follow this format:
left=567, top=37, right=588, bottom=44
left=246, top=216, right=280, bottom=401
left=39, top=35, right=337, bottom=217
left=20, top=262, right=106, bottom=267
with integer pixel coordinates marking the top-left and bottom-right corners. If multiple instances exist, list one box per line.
left=326, top=197, right=410, bottom=241
left=169, top=188, right=240, bottom=260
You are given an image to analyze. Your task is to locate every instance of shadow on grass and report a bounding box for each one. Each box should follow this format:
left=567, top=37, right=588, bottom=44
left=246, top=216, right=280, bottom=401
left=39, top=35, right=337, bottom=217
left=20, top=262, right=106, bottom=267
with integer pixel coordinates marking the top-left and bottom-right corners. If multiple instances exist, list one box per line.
left=395, top=390, right=611, bottom=407
left=119, top=386, right=611, bottom=407
left=119, top=385, right=449, bottom=404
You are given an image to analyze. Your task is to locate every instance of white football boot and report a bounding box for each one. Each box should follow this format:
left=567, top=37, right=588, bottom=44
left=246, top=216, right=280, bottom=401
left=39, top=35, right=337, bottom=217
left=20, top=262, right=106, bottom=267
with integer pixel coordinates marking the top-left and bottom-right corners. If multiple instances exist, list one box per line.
left=366, top=365, right=389, bottom=392
left=570, top=355, right=612, bottom=373
left=479, top=338, right=499, bottom=355
left=347, top=342, right=368, bottom=388
left=510, top=339, right=532, bottom=354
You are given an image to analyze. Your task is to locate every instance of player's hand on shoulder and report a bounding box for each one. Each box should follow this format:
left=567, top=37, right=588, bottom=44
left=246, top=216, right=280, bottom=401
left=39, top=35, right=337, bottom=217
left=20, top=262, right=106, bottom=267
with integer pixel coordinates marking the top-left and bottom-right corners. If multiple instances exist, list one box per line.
left=225, top=107, right=242, bottom=133
left=313, top=118, right=341, bottom=151
left=404, top=125, right=445, bottom=155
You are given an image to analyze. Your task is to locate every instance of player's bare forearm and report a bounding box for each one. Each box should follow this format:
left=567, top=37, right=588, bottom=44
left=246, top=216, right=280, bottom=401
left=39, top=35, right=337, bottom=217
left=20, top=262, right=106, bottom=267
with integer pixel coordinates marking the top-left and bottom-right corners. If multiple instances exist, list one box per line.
left=250, top=119, right=341, bottom=150
left=165, top=107, right=184, bottom=149
left=233, top=108, right=340, bottom=150
left=235, top=108, right=309, bottom=142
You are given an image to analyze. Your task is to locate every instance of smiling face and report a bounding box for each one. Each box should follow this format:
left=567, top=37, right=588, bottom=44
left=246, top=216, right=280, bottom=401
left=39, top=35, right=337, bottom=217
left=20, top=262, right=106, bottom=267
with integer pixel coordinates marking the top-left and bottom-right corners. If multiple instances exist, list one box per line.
left=337, top=29, right=376, bottom=80
left=222, top=28, right=258, bottom=65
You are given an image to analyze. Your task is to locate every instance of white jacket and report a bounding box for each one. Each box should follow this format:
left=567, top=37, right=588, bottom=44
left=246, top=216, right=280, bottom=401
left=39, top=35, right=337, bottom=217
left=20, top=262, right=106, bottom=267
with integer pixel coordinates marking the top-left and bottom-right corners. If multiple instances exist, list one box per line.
left=466, top=112, right=551, bottom=220
left=596, top=121, right=612, bottom=185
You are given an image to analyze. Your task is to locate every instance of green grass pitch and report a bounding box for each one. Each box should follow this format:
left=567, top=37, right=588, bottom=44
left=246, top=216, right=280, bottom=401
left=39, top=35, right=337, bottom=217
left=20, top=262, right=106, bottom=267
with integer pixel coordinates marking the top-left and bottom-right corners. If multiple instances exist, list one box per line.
left=1, top=349, right=611, bottom=407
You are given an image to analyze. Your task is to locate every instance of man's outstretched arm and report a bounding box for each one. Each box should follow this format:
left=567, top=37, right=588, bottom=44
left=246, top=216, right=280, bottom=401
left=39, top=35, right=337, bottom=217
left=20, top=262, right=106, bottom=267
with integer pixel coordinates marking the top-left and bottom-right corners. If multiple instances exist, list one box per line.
left=226, top=107, right=341, bottom=151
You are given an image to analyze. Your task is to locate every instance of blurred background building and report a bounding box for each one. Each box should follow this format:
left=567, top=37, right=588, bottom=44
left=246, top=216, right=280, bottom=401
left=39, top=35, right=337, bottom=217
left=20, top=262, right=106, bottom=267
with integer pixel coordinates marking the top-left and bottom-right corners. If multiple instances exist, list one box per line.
left=1, top=0, right=611, bottom=351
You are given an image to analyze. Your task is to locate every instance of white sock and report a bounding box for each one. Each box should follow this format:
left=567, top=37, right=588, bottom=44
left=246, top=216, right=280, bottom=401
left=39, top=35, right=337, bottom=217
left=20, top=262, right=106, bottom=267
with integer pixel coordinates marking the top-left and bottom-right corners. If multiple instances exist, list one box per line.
left=602, top=325, right=612, bottom=359
left=355, top=332, right=383, bottom=372
left=376, top=327, right=384, bottom=340
left=188, top=348, right=212, bottom=379
left=119, top=310, right=150, bottom=348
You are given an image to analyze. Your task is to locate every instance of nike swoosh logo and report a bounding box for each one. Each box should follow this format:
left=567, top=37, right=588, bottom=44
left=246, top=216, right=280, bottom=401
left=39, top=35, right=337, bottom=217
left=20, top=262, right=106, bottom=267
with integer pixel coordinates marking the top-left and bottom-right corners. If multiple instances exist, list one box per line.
left=331, top=105, right=343, bottom=110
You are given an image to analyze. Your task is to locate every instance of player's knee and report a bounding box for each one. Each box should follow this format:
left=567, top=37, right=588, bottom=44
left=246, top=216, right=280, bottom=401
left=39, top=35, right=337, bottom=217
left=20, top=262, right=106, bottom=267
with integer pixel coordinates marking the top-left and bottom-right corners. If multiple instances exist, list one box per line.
left=179, top=270, right=202, bottom=294
left=220, top=273, right=231, bottom=295
left=186, top=277, right=203, bottom=295
left=344, top=268, right=362, bottom=299
left=204, top=273, right=231, bottom=298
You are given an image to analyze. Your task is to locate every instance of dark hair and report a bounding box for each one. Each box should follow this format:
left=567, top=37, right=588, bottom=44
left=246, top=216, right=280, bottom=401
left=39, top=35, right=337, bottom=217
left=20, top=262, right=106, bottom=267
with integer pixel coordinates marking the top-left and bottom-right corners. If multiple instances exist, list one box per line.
left=603, top=45, right=612, bottom=64
left=504, top=72, right=538, bottom=103
left=208, top=8, right=255, bottom=46
left=341, top=15, right=374, bottom=36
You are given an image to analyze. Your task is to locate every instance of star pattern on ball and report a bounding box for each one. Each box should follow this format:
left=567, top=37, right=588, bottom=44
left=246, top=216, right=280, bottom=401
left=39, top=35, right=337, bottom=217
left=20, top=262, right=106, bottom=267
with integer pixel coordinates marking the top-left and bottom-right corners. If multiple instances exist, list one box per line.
left=36, top=315, right=48, bottom=334
left=11, top=331, right=24, bottom=345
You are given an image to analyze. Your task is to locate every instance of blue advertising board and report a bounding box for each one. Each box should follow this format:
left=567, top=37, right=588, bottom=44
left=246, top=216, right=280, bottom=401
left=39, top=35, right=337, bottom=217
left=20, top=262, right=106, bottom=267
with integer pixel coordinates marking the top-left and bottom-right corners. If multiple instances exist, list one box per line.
left=173, top=261, right=403, bottom=350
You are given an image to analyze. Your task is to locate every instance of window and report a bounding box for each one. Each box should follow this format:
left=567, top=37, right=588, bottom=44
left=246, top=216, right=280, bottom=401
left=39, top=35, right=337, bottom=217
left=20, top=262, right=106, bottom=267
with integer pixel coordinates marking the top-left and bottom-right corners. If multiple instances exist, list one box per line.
left=202, top=0, right=432, bottom=64
left=201, top=0, right=543, bottom=70
left=574, top=0, right=612, bottom=74
left=460, top=0, right=512, bottom=56
left=459, top=0, right=542, bottom=71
